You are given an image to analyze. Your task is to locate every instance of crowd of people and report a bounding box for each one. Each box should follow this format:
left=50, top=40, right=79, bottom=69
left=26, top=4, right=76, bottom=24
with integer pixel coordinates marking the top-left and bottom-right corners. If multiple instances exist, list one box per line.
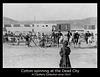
left=3, top=30, right=97, bottom=68
left=3, top=30, right=96, bottom=47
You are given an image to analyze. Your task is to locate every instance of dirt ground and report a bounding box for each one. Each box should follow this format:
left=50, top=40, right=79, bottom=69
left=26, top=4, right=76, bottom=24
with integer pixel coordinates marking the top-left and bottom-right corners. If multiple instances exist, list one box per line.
left=3, top=42, right=97, bottom=68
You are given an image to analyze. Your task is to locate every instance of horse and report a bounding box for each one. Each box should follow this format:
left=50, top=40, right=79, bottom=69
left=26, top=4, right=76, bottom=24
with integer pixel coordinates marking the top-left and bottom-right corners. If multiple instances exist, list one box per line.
left=87, top=35, right=94, bottom=46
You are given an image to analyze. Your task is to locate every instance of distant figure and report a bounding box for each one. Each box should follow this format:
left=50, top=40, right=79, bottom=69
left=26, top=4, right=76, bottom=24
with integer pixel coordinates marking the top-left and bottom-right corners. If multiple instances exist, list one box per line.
left=40, top=33, right=46, bottom=47
left=85, top=31, right=91, bottom=44
left=36, top=32, right=41, bottom=45
left=59, top=41, right=71, bottom=68
left=25, top=33, right=31, bottom=47
left=73, top=31, right=80, bottom=46
left=37, top=32, right=41, bottom=40
left=7, top=31, right=11, bottom=36
left=51, top=30, right=56, bottom=44
left=57, top=30, right=63, bottom=46
left=29, top=31, right=37, bottom=46
left=31, top=30, right=36, bottom=39
left=4, top=32, right=8, bottom=42
left=66, top=31, right=72, bottom=43
left=90, top=32, right=94, bottom=41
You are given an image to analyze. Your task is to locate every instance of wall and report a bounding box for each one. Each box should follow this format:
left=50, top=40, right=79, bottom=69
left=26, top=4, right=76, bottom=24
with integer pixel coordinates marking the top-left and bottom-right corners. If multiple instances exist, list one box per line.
left=5, top=23, right=56, bottom=34
left=6, top=24, right=33, bottom=32
left=53, top=23, right=70, bottom=32
left=34, top=24, right=56, bottom=33
left=84, top=25, right=97, bottom=34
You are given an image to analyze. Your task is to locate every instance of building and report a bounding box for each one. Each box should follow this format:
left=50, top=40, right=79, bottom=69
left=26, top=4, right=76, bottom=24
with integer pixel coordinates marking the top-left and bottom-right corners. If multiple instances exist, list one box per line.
left=84, top=25, right=97, bottom=34
left=3, top=27, right=7, bottom=35
left=3, top=18, right=71, bottom=34
left=3, top=23, right=57, bottom=34
left=3, top=17, right=97, bottom=35
left=52, top=23, right=71, bottom=32
left=34, top=23, right=56, bottom=33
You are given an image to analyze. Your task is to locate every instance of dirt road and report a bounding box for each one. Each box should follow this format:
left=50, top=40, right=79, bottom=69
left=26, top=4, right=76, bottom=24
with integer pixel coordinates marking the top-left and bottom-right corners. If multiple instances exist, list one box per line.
left=3, top=43, right=97, bottom=68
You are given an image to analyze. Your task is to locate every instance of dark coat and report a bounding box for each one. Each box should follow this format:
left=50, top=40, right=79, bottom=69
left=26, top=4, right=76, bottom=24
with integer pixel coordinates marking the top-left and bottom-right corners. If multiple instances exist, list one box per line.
left=59, top=46, right=71, bottom=68
left=67, top=32, right=72, bottom=38
left=73, top=33, right=80, bottom=39
left=85, top=32, right=91, bottom=38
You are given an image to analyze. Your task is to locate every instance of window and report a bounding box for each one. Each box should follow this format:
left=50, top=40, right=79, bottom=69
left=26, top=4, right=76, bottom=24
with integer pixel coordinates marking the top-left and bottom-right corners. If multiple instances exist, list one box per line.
left=37, top=25, right=39, bottom=27
left=13, top=24, right=20, bottom=27
left=59, top=25, right=61, bottom=30
left=91, top=25, right=95, bottom=29
left=88, top=25, right=95, bottom=29
left=24, top=24, right=30, bottom=27
left=4, top=24, right=11, bottom=27
left=46, top=25, right=48, bottom=27
left=42, top=25, right=44, bottom=27
left=84, top=25, right=88, bottom=29
left=66, top=25, right=67, bottom=29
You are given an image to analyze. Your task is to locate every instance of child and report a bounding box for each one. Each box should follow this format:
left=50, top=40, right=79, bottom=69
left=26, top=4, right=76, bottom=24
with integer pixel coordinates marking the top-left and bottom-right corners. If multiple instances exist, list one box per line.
left=59, top=41, right=71, bottom=68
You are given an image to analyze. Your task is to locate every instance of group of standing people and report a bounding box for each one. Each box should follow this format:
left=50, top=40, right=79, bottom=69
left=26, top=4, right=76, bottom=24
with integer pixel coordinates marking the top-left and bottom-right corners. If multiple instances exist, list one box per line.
left=4, top=30, right=95, bottom=47
left=54, top=30, right=94, bottom=46
left=3, top=30, right=96, bottom=68
left=51, top=30, right=80, bottom=46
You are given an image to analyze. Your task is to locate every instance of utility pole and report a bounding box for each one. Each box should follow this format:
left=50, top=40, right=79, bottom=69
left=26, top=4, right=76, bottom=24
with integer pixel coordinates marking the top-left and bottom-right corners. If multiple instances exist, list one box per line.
left=34, top=16, right=35, bottom=21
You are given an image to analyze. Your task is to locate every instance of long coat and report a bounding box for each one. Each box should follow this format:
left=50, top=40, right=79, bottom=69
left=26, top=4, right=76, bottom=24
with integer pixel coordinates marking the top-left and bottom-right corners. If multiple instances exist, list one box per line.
left=59, top=46, right=71, bottom=68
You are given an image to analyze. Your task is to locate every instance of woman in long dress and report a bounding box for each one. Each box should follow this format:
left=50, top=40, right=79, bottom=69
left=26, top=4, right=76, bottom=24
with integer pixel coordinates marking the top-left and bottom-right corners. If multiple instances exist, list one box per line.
left=59, top=41, right=71, bottom=68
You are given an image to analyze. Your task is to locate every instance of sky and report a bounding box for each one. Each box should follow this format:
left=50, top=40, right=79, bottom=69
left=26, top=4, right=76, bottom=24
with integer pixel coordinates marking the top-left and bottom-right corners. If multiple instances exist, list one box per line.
left=3, top=3, right=97, bottom=21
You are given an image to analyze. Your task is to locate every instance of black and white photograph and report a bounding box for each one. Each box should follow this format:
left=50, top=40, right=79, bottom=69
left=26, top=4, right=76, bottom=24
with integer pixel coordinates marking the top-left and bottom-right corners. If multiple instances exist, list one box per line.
left=3, top=3, right=97, bottom=68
